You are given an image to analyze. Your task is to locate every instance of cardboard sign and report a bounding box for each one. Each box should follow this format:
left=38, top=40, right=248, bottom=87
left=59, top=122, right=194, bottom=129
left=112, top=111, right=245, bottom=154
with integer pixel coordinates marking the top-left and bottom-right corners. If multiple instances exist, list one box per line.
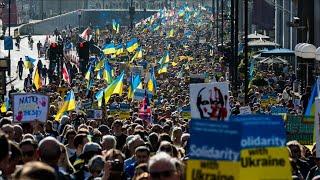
left=240, top=147, right=291, bottom=180
left=187, top=160, right=239, bottom=180
left=87, top=109, right=103, bottom=120
left=13, top=93, right=49, bottom=122
left=190, top=82, right=230, bottom=121
left=181, top=106, right=191, bottom=119
left=119, top=103, right=130, bottom=119
left=286, top=115, right=314, bottom=145
left=239, top=106, right=252, bottom=115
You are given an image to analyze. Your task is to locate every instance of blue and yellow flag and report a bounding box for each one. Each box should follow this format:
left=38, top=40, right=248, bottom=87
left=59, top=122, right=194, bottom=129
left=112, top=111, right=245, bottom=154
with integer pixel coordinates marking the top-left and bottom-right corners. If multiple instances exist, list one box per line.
left=126, top=38, right=139, bottom=53
left=94, top=59, right=104, bottom=72
left=103, top=43, right=116, bottom=55
left=33, top=67, right=42, bottom=90
left=104, top=71, right=125, bottom=104
left=137, top=47, right=143, bottom=59
left=55, top=90, right=76, bottom=121
left=158, top=63, right=168, bottom=74
left=147, top=67, right=157, bottom=94
left=116, top=44, right=124, bottom=55
left=24, top=56, right=36, bottom=69
left=103, top=61, right=113, bottom=84
left=0, top=97, right=9, bottom=113
left=95, top=88, right=105, bottom=107
left=158, top=51, right=170, bottom=64
left=85, top=65, right=92, bottom=80
left=128, top=74, right=143, bottom=99
left=305, top=82, right=319, bottom=116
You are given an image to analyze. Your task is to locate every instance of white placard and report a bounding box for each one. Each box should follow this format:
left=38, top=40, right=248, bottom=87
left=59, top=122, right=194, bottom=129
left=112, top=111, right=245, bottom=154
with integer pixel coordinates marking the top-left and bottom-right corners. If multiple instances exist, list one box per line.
left=190, top=82, right=230, bottom=121
left=13, top=93, right=49, bottom=122
left=239, top=106, right=252, bottom=115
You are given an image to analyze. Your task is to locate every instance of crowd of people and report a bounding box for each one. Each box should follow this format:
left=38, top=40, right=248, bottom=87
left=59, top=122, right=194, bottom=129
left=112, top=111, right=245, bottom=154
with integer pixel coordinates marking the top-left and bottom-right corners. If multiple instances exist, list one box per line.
left=0, top=5, right=318, bottom=180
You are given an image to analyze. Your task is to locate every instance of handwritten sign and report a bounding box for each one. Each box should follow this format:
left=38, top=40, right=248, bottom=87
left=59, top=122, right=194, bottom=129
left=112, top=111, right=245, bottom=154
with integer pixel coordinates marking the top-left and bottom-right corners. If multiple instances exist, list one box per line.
left=13, top=93, right=49, bottom=122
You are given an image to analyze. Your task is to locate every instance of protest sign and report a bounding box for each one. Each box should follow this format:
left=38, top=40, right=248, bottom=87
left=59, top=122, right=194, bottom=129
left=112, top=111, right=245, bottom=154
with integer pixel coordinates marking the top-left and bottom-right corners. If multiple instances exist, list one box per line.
left=187, top=120, right=241, bottom=180
left=240, top=147, right=291, bottom=180
left=130, top=66, right=143, bottom=77
left=109, top=104, right=119, bottom=116
left=239, top=106, right=251, bottom=115
left=134, top=89, right=153, bottom=101
left=181, top=106, right=191, bottom=119
left=13, top=93, right=49, bottom=122
left=87, top=109, right=102, bottom=120
left=190, top=82, right=230, bottom=121
left=286, top=115, right=314, bottom=145
left=270, top=106, right=288, bottom=115
left=119, top=103, right=130, bottom=119
left=187, top=160, right=239, bottom=180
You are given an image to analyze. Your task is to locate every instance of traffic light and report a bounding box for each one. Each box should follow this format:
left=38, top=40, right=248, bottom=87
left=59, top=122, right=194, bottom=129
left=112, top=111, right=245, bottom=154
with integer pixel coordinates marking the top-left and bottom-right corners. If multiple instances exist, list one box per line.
left=78, top=41, right=89, bottom=60
left=49, top=43, right=58, bottom=62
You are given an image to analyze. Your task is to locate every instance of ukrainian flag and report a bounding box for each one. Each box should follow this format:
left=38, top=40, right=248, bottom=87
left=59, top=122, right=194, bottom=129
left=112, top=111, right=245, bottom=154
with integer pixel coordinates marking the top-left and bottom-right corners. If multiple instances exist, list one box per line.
left=104, top=71, right=125, bottom=104
left=0, top=97, right=9, bottom=113
left=305, top=83, right=319, bottom=116
left=33, top=67, right=42, bottom=90
left=137, top=47, right=143, bottom=59
left=25, top=56, right=36, bottom=69
left=95, top=88, right=105, bottom=107
left=85, top=65, right=92, bottom=80
left=158, top=51, right=170, bottom=64
left=103, top=61, right=113, bottom=84
left=115, top=44, right=124, bottom=55
left=55, top=90, right=76, bottom=121
left=103, top=43, right=116, bottom=55
left=130, top=52, right=138, bottom=63
left=126, top=38, right=139, bottom=53
left=158, top=64, right=168, bottom=74
left=94, top=59, right=104, bottom=71
left=147, top=68, right=157, bottom=94
left=168, top=29, right=174, bottom=38
left=128, top=74, right=143, bottom=99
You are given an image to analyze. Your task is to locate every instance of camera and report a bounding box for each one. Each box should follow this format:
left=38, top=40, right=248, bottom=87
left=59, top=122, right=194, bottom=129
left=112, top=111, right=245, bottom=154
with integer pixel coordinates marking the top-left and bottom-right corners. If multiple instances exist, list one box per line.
left=110, top=159, right=123, bottom=171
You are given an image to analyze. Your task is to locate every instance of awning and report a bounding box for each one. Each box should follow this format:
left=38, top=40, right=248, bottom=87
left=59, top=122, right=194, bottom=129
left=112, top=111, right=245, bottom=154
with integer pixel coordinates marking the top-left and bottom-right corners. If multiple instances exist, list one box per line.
left=259, top=56, right=288, bottom=64
left=260, top=48, right=295, bottom=57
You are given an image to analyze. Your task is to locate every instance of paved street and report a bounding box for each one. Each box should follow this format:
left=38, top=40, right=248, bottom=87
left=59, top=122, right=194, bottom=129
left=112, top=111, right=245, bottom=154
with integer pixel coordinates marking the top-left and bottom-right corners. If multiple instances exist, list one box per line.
left=0, top=35, right=48, bottom=93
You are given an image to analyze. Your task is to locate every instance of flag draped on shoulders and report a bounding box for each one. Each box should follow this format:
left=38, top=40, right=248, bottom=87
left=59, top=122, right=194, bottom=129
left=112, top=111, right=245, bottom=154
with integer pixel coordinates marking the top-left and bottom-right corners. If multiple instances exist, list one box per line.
left=55, top=90, right=76, bottom=121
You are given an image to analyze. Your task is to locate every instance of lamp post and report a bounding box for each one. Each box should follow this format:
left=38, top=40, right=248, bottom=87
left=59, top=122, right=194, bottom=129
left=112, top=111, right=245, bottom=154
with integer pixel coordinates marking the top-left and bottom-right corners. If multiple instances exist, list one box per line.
left=7, top=0, right=11, bottom=77
left=234, top=0, right=239, bottom=91
left=129, top=0, right=135, bottom=30
left=244, top=0, right=249, bottom=104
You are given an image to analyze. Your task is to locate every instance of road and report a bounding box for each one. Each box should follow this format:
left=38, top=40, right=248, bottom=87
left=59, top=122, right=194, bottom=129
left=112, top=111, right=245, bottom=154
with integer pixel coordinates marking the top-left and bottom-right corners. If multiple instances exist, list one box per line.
left=0, top=35, right=48, bottom=94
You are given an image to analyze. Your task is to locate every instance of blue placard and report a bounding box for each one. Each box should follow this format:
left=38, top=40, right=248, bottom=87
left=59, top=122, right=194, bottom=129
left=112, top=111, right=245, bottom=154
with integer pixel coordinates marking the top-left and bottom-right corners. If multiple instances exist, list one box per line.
left=189, top=120, right=241, bottom=161
left=271, top=106, right=288, bottom=114
left=231, top=115, right=286, bottom=149
left=4, top=36, right=13, bottom=50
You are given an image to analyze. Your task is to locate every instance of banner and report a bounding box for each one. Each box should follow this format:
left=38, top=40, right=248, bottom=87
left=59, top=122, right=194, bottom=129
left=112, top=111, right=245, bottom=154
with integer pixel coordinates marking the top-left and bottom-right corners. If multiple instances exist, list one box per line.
left=109, top=104, right=119, bottom=116
left=240, top=147, right=291, bottom=180
left=270, top=106, right=288, bottom=115
left=190, top=82, right=230, bottom=121
left=13, top=93, right=49, bottom=122
left=286, top=115, right=314, bottom=145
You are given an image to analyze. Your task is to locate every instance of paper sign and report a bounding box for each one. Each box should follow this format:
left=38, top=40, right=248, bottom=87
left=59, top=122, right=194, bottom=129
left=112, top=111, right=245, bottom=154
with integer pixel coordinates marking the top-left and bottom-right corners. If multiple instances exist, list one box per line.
left=13, top=93, right=49, bottom=122
left=189, top=120, right=241, bottom=161
left=186, top=160, right=239, bottom=180
left=239, top=106, right=251, bottom=115
left=240, top=147, right=291, bottom=180
left=190, top=82, right=230, bottom=121
left=119, top=103, right=130, bottom=119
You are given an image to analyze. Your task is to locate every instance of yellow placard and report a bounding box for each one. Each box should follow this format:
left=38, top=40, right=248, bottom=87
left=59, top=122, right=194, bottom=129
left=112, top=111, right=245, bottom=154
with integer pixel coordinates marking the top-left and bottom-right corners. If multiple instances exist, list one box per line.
left=240, top=147, right=291, bottom=180
left=119, top=111, right=130, bottom=119
left=186, top=159, right=239, bottom=180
